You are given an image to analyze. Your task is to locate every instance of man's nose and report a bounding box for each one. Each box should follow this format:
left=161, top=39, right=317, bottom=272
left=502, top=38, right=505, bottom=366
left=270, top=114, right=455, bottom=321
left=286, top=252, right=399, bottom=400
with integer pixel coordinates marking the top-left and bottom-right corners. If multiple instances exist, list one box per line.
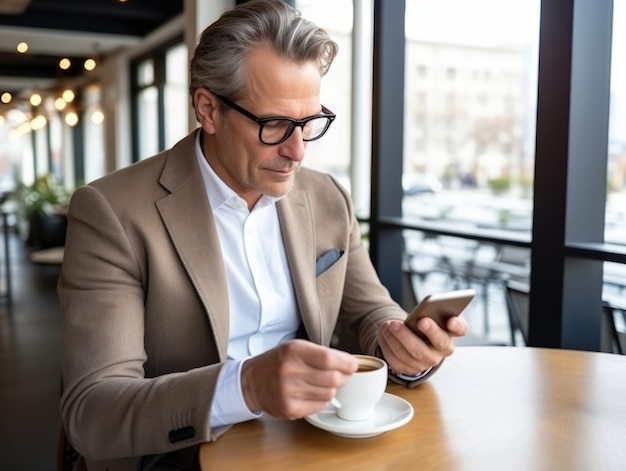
left=279, top=126, right=307, bottom=161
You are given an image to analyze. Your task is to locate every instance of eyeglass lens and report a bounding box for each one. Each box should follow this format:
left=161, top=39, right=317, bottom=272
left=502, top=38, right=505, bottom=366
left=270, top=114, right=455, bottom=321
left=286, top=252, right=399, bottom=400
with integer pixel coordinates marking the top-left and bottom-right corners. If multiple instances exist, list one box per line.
left=261, top=117, right=331, bottom=144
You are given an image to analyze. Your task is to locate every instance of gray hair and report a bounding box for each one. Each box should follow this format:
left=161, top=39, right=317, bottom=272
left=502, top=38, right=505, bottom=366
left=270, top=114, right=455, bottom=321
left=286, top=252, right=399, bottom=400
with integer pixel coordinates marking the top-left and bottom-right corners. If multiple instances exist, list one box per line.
left=189, top=0, right=338, bottom=105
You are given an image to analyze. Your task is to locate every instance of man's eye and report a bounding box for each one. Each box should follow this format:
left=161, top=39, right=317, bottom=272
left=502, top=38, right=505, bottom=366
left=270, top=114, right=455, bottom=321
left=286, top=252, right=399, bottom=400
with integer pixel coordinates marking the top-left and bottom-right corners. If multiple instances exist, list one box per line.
left=264, top=120, right=288, bottom=129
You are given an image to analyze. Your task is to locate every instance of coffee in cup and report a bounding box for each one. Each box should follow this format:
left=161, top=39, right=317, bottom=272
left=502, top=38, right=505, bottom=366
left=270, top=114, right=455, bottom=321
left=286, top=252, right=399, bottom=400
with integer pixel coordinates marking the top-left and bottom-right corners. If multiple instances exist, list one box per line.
left=334, top=354, right=387, bottom=421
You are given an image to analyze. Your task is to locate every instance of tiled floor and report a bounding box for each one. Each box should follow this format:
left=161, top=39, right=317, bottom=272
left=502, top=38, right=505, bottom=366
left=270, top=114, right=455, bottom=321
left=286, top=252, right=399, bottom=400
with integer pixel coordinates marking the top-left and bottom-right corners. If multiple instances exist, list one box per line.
left=0, top=229, right=62, bottom=470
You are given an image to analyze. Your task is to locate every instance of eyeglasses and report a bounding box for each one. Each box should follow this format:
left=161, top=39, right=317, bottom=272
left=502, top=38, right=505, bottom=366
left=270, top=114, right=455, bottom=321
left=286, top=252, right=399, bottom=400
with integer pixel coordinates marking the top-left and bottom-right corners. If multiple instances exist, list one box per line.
left=214, top=94, right=336, bottom=145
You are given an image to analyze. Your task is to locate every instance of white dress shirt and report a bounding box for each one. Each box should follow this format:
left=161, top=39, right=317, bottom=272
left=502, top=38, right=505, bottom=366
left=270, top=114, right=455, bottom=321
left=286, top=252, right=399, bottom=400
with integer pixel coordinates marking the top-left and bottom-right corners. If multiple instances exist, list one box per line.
left=195, top=135, right=300, bottom=426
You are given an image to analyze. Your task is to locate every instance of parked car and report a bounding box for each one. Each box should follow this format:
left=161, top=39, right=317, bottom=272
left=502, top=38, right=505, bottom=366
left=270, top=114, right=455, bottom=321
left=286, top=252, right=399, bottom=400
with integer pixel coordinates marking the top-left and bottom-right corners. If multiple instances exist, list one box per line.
left=403, top=173, right=442, bottom=195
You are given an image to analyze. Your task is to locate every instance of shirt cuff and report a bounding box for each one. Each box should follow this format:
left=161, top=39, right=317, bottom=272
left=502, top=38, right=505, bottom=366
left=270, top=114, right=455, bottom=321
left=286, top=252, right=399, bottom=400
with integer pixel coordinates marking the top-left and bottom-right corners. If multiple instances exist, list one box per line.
left=375, top=345, right=433, bottom=383
left=391, top=367, right=433, bottom=382
left=210, top=358, right=263, bottom=427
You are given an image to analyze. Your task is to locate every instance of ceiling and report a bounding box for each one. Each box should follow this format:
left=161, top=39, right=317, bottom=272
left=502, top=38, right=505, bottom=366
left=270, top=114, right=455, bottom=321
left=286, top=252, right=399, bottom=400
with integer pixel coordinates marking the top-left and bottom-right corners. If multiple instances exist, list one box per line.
left=0, top=0, right=183, bottom=96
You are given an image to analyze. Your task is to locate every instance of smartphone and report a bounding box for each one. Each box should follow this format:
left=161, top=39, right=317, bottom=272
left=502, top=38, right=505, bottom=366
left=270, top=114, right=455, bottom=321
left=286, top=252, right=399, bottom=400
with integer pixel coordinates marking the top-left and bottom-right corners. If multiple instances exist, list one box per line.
left=405, top=289, right=476, bottom=340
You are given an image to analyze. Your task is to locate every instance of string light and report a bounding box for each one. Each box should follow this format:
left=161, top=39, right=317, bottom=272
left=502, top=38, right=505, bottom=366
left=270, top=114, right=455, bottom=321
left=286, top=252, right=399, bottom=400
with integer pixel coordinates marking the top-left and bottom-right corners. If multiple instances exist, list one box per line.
left=83, top=58, right=97, bottom=71
left=91, top=110, right=104, bottom=124
left=65, top=111, right=79, bottom=127
left=62, top=89, right=75, bottom=103
left=1, top=92, right=11, bottom=104
left=59, top=58, right=71, bottom=70
left=12, top=121, right=32, bottom=136
left=54, top=97, right=67, bottom=110
left=30, top=115, right=47, bottom=130
left=16, top=42, right=28, bottom=53
left=29, top=93, right=42, bottom=107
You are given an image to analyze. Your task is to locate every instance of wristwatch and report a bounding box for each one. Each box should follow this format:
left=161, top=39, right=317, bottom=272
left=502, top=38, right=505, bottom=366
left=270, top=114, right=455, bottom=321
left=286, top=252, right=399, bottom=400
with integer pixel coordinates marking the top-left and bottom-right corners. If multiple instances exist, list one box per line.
left=375, top=345, right=442, bottom=388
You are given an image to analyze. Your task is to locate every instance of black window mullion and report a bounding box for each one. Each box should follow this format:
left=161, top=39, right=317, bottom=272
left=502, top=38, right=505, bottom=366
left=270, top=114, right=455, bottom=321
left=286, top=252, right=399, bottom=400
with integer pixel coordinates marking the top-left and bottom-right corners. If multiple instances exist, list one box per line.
left=527, top=0, right=575, bottom=347
left=156, top=54, right=166, bottom=152
left=370, top=0, right=406, bottom=304
left=529, top=0, right=613, bottom=350
left=561, top=0, right=613, bottom=351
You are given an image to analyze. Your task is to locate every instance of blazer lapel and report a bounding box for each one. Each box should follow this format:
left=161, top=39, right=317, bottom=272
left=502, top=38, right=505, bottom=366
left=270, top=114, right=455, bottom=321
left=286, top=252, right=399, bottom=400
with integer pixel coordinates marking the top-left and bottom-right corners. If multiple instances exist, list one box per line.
left=278, top=186, right=325, bottom=345
left=155, top=132, right=230, bottom=361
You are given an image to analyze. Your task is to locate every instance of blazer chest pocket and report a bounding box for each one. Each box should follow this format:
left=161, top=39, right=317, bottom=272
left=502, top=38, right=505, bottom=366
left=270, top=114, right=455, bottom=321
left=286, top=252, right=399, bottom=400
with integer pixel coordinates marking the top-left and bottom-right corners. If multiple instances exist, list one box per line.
left=315, top=249, right=345, bottom=277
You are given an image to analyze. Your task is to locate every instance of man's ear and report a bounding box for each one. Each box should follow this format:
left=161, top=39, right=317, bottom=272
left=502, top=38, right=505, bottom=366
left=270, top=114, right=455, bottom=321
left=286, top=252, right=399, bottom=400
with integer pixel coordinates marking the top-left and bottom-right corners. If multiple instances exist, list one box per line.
left=193, top=88, right=221, bottom=135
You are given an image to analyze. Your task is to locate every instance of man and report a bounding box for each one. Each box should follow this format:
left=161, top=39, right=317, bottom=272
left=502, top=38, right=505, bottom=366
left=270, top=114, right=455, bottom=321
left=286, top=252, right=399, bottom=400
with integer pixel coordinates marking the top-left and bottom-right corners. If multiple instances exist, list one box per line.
left=59, top=0, right=467, bottom=469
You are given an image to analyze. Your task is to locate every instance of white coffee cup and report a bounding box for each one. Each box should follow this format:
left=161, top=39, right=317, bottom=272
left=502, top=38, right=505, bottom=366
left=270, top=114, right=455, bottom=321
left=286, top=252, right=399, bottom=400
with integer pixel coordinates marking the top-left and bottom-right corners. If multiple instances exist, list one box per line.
left=334, top=354, right=388, bottom=421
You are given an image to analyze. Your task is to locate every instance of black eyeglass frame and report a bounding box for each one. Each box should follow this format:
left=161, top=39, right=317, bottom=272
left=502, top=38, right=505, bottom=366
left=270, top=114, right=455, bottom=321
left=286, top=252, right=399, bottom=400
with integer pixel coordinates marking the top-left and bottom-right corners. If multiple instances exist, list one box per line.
left=214, top=93, right=336, bottom=145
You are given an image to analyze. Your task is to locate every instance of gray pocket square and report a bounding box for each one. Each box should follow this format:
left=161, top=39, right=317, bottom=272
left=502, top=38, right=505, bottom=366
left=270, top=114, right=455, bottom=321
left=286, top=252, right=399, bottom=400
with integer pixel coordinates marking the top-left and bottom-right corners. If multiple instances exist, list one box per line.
left=316, top=249, right=344, bottom=277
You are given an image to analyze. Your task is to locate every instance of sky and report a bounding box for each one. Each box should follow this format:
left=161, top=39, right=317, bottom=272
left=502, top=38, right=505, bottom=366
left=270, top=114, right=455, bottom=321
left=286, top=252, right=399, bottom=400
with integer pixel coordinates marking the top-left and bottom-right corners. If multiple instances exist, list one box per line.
left=405, top=0, right=540, bottom=47
left=297, top=0, right=540, bottom=46
left=298, top=0, right=623, bottom=85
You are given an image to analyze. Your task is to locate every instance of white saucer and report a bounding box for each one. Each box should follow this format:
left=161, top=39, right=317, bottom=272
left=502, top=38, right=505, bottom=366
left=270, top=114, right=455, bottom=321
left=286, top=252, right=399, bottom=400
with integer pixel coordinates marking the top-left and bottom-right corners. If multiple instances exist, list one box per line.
left=304, top=392, right=414, bottom=438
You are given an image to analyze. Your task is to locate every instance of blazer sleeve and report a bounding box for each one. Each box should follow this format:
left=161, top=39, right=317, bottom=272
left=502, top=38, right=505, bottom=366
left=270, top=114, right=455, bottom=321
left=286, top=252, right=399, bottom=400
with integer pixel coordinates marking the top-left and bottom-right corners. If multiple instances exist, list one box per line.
left=58, top=185, right=228, bottom=462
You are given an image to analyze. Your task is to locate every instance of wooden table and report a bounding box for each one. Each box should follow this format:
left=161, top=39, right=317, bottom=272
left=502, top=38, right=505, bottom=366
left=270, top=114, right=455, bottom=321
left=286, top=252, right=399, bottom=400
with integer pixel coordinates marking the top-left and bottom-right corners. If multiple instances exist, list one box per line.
left=200, top=347, right=626, bottom=471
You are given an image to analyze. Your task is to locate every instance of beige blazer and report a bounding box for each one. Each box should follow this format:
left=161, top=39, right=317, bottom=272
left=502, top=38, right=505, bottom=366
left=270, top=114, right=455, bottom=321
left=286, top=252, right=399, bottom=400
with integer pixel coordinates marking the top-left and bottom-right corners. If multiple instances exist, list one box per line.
left=59, top=130, right=410, bottom=470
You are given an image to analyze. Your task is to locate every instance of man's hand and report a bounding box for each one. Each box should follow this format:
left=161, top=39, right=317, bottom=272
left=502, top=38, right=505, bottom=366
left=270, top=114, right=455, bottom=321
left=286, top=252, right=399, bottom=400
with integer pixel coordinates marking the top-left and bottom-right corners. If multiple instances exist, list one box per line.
left=241, top=339, right=358, bottom=420
left=376, top=315, right=468, bottom=376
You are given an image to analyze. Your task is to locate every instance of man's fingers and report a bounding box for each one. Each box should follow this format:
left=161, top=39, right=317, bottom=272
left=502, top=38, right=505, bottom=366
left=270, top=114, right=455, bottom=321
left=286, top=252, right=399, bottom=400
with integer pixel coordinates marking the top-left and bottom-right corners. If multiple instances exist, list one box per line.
left=241, top=340, right=358, bottom=419
left=285, top=340, right=358, bottom=374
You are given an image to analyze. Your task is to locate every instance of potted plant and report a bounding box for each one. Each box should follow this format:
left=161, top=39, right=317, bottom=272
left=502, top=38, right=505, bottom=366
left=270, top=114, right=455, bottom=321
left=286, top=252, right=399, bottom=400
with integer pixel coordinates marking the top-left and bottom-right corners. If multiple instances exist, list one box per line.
left=19, top=174, right=72, bottom=249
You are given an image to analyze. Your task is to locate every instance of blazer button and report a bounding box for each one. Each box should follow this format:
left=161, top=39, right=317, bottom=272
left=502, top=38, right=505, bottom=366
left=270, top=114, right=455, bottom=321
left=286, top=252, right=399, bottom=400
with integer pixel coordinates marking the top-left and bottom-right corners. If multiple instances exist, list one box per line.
left=168, top=426, right=195, bottom=443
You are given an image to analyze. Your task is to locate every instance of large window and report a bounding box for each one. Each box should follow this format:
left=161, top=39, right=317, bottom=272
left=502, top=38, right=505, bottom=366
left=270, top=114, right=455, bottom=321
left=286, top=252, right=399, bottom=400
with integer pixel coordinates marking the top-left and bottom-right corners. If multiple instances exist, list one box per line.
left=607, top=0, right=626, bottom=245
left=402, top=0, right=539, bottom=234
left=396, top=0, right=540, bottom=342
left=164, top=43, right=189, bottom=149
left=82, top=83, right=106, bottom=183
left=604, top=0, right=626, bottom=331
left=131, top=38, right=188, bottom=161
left=135, top=58, right=159, bottom=160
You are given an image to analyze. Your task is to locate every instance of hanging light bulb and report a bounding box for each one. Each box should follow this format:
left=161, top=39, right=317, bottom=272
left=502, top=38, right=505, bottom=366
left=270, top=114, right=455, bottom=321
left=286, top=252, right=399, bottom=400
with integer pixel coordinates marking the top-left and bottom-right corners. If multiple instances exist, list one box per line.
left=65, top=111, right=79, bottom=127
left=91, top=110, right=104, bottom=124
left=29, top=93, right=42, bottom=107
left=54, top=97, right=67, bottom=110
left=84, top=58, right=97, bottom=71
left=62, top=89, right=75, bottom=103
left=30, top=115, right=47, bottom=130
left=16, top=121, right=32, bottom=135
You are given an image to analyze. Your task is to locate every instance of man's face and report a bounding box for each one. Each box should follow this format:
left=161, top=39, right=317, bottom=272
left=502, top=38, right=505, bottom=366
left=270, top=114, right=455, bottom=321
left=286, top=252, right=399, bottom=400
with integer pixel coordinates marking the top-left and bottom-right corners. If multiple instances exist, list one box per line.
left=204, top=45, right=323, bottom=209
